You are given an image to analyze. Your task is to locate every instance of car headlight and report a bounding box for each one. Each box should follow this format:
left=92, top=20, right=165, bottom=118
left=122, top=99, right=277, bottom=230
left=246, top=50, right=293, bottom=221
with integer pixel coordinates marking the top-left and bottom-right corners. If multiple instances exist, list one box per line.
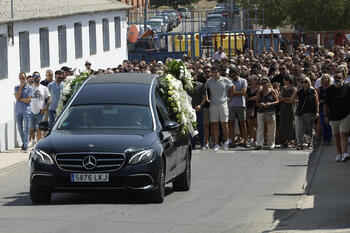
left=128, top=149, right=154, bottom=165
left=31, top=149, right=54, bottom=165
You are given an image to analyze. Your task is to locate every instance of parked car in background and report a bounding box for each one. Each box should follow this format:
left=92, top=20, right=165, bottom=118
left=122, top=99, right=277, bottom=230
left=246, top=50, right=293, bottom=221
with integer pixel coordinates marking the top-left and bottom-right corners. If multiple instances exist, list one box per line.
left=149, top=15, right=170, bottom=31
left=163, top=10, right=180, bottom=26
left=156, top=11, right=177, bottom=29
left=147, top=19, right=167, bottom=33
left=177, top=8, right=190, bottom=19
left=201, top=19, right=224, bottom=32
left=204, top=13, right=227, bottom=31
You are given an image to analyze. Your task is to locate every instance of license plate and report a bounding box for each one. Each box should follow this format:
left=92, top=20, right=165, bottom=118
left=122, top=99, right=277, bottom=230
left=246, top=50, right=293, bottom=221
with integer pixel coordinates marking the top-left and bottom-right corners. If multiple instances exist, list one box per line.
left=71, top=173, right=109, bottom=182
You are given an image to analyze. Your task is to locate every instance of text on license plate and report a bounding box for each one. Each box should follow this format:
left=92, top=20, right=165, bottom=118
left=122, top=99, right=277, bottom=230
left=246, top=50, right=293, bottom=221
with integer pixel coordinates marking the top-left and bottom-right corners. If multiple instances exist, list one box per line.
left=71, top=173, right=109, bottom=182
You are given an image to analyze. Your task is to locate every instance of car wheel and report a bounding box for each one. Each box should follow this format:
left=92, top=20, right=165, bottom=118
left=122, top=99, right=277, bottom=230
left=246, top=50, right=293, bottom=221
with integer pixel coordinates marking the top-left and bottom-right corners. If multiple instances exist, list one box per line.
left=172, top=149, right=191, bottom=191
left=30, top=187, right=51, bottom=204
left=149, top=158, right=165, bottom=203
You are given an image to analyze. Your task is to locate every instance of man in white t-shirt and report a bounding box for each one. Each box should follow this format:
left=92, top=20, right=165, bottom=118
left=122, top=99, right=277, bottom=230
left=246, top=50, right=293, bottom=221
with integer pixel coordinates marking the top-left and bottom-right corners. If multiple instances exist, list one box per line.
left=30, top=72, right=51, bottom=146
left=213, top=46, right=226, bottom=60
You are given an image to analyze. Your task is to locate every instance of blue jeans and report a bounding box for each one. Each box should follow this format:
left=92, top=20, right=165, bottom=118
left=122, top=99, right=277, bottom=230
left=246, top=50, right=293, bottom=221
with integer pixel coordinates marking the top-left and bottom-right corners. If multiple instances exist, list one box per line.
left=31, top=112, right=44, bottom=131
left=191, top=110, right=204, bottom=149
left=16, top=113, right=31, bottom=149
left=49, top=110, right=56, bottom=128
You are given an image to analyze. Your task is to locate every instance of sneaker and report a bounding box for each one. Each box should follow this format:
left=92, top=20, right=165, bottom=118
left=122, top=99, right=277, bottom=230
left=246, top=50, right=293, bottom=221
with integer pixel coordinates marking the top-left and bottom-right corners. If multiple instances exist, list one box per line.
left=250, top=141, right=256, bottom=147
left=341, top=153, right=350, bottom=163
left=269, top=145, right=275, bottom=150
left=28, top=140, right=36, bottom=148
left=21, top=148, right=28, bottom=153
left=223, top=141, right=229, bottom=150
left=213, top=144, right=220, bottom=151
left=201, top=144, right=210, bottom=150
left=335, top=154, right=342, bottom=162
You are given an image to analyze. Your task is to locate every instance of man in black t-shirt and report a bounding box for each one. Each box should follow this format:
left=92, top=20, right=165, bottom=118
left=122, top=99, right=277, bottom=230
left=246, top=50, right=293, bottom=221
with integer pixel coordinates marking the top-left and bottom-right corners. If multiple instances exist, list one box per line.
left=40, top=69, right=53, bottom=87
left=271, top=64, right=289, bottom=87
left=324, top=69, right=350, bottom=162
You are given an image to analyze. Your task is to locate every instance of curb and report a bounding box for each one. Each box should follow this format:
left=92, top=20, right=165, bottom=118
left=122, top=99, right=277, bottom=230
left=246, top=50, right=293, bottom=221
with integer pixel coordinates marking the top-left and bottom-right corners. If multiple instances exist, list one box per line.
left=0, top=159, right=28, bottom=174
left=302, top=145, right=324, bottom=195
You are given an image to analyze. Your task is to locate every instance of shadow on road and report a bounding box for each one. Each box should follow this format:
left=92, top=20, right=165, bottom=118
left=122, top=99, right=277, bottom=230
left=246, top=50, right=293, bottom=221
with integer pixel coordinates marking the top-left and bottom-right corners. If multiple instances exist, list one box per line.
left=2, top=187, right=174, bottom=206
left=263, top=145, right=350, bottom=232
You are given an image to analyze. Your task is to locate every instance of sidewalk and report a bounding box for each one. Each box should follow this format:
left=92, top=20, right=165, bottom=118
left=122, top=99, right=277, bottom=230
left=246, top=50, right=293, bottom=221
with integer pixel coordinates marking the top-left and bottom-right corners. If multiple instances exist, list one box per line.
left=269, top=143, right=350, bottom=232
left=0, top=148, right=29, bottom=172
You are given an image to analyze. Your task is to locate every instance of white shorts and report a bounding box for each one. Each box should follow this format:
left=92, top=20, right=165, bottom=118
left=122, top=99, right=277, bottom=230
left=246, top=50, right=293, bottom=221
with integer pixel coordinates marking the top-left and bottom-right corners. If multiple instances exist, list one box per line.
left=209, top=104, right=229, bottom=123
left=330, top=114, right=350, bottom=135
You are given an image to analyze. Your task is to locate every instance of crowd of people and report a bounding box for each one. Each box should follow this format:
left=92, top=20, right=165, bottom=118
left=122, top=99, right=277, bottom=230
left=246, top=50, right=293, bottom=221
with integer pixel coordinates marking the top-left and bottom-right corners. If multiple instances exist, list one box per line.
left=14, top=44, right=350, bottom=163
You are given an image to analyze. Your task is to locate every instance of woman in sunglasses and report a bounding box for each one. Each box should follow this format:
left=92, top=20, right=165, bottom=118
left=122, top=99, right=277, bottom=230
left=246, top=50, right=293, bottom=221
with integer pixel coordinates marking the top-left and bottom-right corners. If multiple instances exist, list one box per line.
left=295, top=77, right=319, bottom=150
left=255, top=77, right=279, bottom=150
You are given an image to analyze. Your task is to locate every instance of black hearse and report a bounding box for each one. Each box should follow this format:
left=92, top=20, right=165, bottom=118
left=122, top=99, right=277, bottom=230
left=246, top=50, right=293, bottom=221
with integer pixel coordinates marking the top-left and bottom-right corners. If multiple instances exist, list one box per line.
left=30, top=74, right=191, bottom=203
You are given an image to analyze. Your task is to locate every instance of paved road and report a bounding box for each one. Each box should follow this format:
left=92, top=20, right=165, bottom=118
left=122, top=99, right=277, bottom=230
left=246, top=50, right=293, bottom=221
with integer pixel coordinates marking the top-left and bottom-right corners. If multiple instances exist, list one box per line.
left=0, top=148, right=309, bottom=233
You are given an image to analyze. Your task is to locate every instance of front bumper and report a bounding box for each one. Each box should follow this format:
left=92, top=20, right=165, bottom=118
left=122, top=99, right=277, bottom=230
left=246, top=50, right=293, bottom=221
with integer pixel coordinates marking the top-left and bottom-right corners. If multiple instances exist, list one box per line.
left=29, top=157, right=161, bottom=192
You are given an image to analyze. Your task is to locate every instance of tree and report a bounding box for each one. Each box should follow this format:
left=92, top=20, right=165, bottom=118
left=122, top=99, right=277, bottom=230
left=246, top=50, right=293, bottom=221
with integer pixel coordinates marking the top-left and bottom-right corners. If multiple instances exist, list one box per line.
left=237, top=0, right=290, bottom=29
left=288, top=0, right=350, bottom=31
left=237, top=0, right=350, bottom=31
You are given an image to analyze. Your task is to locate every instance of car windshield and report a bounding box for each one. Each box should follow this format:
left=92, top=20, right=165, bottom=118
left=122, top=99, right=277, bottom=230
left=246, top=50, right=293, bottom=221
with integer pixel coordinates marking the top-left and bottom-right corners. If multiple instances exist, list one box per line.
left=207, top=16, right=223, bottom=21
left=57, top=104, right=153, bottom=130
left=147, top=21, right=162, bottom=27
left=207, top=20, right=222, bottom=26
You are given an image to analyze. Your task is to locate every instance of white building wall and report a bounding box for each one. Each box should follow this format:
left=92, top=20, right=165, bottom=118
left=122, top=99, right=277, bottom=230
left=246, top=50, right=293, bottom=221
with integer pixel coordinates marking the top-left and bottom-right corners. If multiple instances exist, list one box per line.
left=0, top=10, right=128, bottom=152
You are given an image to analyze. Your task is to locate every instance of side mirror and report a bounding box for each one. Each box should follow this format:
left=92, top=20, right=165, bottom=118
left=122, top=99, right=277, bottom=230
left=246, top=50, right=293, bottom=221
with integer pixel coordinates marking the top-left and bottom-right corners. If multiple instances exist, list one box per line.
left=38, top=121, right=50, bottom=131
left=163, top=121, right=179, bottom=131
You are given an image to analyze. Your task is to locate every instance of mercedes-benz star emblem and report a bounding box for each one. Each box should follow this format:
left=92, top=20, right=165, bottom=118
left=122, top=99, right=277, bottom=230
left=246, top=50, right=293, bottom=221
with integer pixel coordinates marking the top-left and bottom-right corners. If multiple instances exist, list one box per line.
left=82, top=156, right=97, bottom=170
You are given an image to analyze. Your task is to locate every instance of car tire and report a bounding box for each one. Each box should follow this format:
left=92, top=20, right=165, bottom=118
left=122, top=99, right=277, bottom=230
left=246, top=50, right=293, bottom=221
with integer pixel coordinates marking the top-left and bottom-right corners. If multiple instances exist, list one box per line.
left=172, top=149, right=191, bottom=191
left=149, top=158, right=165, bottom=203
left=30, top=187, right=51, bottom=204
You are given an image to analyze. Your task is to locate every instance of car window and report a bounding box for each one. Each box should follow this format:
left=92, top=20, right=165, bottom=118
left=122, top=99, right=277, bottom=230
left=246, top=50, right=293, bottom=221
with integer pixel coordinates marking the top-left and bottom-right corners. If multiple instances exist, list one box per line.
left=155, top=91, right=171, bottom=126
left=57, top=104, right=153, bottom=130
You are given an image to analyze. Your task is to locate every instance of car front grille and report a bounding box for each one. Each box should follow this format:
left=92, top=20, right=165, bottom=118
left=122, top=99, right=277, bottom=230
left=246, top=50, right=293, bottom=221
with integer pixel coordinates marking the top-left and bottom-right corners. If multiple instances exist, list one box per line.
left=55, top=153, right=126, bottom=172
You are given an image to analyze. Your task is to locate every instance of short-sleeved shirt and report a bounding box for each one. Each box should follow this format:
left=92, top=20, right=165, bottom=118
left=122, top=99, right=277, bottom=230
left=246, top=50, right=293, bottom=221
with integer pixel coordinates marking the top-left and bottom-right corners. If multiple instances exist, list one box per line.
left=324, top=83, right=350, bottom=121
left=40, top=79, right=51, bottom=87
left=14, top=85, right=33, bottom=114
left=204, top=77, right=233, bottom=106
left=189, top=81, right=205, bottom=108
left=213, top=52, right=226, bottom=60
left=30, top=85, right=51, bottom=114
left=229, top=77, right=247, bottom=107
left=47, top=81, right=64, bottom=111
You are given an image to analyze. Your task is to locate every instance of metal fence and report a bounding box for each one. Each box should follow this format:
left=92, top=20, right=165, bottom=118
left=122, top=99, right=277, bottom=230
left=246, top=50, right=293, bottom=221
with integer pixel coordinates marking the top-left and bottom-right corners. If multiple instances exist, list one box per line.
left=133, top=30, right=350, bottom=61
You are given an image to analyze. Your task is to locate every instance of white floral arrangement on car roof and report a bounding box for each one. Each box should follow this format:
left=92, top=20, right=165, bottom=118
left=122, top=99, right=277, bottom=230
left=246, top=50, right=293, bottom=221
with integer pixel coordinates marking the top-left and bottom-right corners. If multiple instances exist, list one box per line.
left=56, top=71, right=91, bottom=116
left=159, top=60, right=197, bottom=136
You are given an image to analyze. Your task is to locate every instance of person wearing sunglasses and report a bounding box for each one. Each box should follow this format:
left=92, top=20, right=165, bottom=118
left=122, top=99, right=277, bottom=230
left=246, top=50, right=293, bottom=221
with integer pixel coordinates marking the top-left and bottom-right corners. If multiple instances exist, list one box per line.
left=204, top=66, right=235, bottom=151
left=29, top=72, right=51, bottom=148
left=255, top=77, right=279, bottom=150
left=295, top=77, right=319, bottom=150
left=324, top=69, right=350, bottom=162
left=228, top=66, right=249, bottom=148
left=14, top=72, right=33, bottom=152
left=47, top=70, right=64, bottom=128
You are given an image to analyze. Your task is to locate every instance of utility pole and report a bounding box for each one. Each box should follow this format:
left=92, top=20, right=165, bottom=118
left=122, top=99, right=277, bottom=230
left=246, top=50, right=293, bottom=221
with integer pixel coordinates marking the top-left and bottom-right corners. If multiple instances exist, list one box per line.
left=144, top=0, right=148, bottom=32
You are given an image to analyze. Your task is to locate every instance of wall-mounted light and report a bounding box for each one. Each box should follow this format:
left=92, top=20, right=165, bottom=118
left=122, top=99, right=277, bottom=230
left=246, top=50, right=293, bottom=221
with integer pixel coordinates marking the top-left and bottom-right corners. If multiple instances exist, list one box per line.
left=7, top=22, right=14, bottom=47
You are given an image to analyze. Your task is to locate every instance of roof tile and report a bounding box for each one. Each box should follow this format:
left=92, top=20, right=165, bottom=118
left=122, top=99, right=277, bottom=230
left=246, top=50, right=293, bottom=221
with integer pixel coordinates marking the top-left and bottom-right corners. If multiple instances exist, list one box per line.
left=0, top=0, right=132, bottom=24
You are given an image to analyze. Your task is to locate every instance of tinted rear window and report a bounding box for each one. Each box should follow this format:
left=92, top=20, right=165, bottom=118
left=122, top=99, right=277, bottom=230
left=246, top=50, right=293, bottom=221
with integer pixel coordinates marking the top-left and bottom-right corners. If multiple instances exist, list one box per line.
left=72, top=83, right=150, bottom=106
